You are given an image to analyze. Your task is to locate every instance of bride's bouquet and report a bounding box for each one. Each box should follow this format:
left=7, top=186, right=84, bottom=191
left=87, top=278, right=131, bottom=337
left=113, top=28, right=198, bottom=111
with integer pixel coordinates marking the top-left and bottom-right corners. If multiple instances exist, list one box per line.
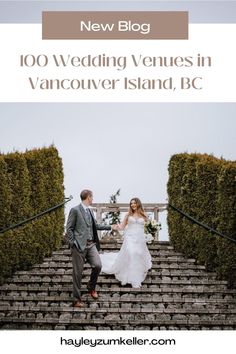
left=144, top=219, right=161, bottom=236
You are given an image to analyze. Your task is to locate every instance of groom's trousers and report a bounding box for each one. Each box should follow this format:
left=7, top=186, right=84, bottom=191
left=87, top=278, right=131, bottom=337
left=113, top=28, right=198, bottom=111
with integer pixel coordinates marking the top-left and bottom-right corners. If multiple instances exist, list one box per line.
left=71, top=244, right=102, bottom=300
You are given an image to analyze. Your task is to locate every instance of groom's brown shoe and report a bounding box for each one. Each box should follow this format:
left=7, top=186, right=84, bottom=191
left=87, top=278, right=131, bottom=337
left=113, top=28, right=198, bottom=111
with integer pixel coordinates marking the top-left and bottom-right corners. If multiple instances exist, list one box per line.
left=89, top=290, right=98, bottom=299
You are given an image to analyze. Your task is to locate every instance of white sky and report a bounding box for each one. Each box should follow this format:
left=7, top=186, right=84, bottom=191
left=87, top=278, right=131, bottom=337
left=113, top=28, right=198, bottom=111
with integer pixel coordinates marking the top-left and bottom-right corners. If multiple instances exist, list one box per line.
left=1, top=103, right=235, bottom=239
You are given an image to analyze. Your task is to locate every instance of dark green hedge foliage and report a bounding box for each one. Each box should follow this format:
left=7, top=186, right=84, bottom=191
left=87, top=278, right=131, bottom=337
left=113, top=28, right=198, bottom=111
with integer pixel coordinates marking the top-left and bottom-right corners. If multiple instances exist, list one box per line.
left=167, top=153, right=236, bottom=284
left=0, top=146, right=65, bottom=284
left=0, top=156, right=12, bottom=230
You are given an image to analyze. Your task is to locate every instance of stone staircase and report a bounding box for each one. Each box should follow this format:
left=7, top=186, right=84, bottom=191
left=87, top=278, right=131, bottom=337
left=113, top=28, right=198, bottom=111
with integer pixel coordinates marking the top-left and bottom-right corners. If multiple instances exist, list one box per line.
left=0, top=240, right=236, bottom=330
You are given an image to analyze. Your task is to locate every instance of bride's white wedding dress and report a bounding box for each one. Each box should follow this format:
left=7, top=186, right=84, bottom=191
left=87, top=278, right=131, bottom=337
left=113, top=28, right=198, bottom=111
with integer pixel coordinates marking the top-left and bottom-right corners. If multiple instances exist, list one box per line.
left=100, top=216, right=152, bottom=288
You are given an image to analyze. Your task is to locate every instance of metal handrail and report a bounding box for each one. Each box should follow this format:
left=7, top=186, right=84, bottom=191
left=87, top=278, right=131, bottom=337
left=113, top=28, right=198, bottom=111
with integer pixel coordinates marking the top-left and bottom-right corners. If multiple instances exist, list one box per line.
left=0, top=196, right=73, bottom=234
left=168, top=202, right=236, bottom=244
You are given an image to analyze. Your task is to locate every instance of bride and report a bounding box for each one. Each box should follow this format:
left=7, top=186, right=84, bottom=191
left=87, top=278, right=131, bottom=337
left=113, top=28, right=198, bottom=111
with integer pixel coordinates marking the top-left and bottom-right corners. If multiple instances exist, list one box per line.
left=100, top=197, right=152, bottom=288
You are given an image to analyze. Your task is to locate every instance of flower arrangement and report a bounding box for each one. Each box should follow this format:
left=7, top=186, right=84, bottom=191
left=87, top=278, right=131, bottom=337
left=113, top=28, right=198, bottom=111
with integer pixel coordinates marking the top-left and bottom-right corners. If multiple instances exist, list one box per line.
left=144, top=219, right=161, bottom=235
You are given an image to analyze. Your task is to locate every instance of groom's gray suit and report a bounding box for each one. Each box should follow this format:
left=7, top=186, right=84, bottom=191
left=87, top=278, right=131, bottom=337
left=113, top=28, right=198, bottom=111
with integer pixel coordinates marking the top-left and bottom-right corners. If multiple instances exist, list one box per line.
left=66, top=204, right=111, bottom=301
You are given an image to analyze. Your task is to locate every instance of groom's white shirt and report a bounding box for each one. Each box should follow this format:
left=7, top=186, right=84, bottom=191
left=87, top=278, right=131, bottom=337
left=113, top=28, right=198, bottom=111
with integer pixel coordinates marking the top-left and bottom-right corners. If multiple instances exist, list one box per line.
left=81, top=203, right=90, bottom=212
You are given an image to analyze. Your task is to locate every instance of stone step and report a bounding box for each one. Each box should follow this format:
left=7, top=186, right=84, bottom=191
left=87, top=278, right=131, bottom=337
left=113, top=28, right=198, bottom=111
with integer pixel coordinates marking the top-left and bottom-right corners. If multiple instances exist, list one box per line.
left=1, top=304, right=235, bottom=316
left=56, top=242, right=175, bottom=251
left=55, top=248, right=183, bottom=256
left=0, top=275, right=229, bottom=289
left=40, top=256, right=199, bottom=266
left=1, top=285, right=235, bottom=297
left=55, top=251, right=188, bottom=259
left=1, top=292, right=236, bottom=305
left=58, top=243, right=174, bottom=252
left=14, top=269, right=219, bottom=279
left=1, top=315, right=236, bottom=330
left=30, top=262, right=207, bottom=271
left=99, top=241, right=173, bottom=248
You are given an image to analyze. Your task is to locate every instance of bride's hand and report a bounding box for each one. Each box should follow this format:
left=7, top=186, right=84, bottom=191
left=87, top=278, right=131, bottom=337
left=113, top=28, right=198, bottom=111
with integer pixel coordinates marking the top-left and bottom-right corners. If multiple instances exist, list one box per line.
left=114, top=224, right=121, bottom=231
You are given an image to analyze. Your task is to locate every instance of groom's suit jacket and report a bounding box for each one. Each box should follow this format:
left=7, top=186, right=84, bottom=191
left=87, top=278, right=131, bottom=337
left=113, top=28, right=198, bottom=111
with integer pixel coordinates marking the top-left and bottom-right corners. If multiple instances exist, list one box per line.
left=66, top=204, right=111, bottom=252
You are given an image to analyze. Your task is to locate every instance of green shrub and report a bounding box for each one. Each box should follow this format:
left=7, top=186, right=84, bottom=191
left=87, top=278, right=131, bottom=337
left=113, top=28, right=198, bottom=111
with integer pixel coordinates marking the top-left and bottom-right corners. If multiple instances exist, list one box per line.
left=0, top=146, right=65, bottom=284
left=39, top=146, right=65, bottom=250
left=4, top=152, right=31, bottom=224
left=0, top=156, right=12, bottom=230
left=167, top=153, right=236, bottom=283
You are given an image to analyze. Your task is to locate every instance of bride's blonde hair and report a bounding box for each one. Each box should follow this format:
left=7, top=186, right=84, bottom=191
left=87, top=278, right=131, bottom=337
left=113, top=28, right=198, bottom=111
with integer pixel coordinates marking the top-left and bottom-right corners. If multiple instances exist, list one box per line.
left=128, top=197, right=147, bottom=220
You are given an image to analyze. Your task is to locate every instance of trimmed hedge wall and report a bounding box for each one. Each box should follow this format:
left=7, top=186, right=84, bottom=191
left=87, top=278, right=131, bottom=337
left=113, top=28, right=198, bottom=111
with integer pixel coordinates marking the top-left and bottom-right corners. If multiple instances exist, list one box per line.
left=167, top=153, right=236, bottom=283
left=0, top=146, right=65, bottom=284
left=0, top=156, right=12, bottom=230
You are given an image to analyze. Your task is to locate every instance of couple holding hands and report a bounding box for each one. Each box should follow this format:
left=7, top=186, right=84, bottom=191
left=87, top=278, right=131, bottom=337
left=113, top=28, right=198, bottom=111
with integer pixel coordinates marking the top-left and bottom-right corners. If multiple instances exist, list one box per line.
left=66, top=189, right=152, bottom=308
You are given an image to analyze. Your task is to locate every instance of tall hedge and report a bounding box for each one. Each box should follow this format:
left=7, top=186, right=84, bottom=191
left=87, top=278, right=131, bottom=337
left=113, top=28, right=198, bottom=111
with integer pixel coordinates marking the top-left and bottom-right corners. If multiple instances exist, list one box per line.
left=39, top=146, right=65, bottom=251
left=0, top=156, right=12, bottom=229
left=0, top=157, right=13, bottom=280
left=25, top=148, right=47, bottom=214
left=215, top=162, right=236, bottom=279
left=4, top=152, right=31, bottom=224
left=0, top=146, right=65, bottom=284
left=24, top=148, right=53, bottom=258
left=167, top=153, right=236, bottom=283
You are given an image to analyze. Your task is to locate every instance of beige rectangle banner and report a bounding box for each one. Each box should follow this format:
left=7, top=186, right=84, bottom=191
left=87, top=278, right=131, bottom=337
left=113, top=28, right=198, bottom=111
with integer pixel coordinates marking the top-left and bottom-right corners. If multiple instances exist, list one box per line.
left=42, top=11, right=188, bottom=40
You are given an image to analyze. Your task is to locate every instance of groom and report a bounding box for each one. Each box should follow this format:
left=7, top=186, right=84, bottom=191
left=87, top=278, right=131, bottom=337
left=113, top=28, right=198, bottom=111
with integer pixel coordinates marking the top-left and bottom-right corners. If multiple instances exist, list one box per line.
left=66, top=189, right=117, bottom=307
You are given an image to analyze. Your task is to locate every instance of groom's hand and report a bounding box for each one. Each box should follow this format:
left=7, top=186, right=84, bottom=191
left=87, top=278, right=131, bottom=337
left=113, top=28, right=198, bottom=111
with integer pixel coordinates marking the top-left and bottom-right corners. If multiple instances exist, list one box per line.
left=111, top=224, right=119, bottom=231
